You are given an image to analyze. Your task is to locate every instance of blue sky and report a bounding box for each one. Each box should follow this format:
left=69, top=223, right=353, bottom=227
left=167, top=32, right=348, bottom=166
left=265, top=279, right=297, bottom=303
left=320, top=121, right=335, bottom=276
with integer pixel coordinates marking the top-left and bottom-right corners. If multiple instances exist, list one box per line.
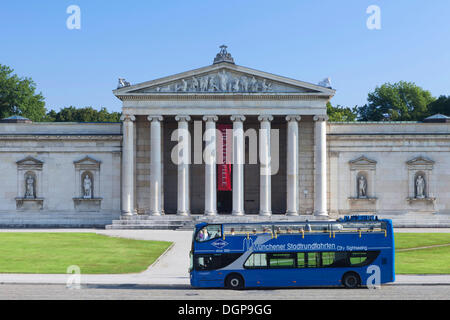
left=1, top=0, right=449, bottom=113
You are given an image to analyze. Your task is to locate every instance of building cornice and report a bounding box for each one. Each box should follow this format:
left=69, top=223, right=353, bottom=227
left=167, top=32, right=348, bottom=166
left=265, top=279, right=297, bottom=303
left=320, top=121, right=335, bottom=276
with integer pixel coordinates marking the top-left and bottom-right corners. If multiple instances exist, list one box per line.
left=0, top=134, right=122, bottom=141
left=116, top=93, right=331, bottom=101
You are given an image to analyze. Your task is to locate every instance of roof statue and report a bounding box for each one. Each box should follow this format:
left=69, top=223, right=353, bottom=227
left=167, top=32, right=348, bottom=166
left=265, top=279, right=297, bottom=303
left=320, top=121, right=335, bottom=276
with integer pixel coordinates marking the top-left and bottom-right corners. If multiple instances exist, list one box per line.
left=213, top=45, right=235, bottom=65
left=318, top=77, right=332, bottom=88
left=117, top=78, right=131, bottom=89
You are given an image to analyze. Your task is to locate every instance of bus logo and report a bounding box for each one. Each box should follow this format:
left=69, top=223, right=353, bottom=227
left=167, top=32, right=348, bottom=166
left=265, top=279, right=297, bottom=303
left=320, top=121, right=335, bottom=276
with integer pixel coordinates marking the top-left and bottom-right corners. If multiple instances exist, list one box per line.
left=212, top=239, right=229, bottom=249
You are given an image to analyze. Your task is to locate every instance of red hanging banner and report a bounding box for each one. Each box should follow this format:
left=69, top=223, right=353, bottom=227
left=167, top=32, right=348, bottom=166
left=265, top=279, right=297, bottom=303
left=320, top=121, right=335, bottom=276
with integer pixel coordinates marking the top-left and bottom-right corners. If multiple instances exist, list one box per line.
left=217, top=124, right=232, bottom=191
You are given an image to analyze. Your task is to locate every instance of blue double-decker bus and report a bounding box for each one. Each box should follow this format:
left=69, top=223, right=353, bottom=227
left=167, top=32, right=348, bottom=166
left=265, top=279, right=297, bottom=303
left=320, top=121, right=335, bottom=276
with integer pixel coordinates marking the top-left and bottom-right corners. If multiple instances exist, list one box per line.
left=189, top=216, right=395, bottom=289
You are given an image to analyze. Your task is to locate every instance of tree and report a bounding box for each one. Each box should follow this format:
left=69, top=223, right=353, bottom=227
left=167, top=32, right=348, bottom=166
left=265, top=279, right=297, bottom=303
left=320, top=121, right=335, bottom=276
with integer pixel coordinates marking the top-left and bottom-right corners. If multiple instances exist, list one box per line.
left=0, top=64, right=46, bottom=121
left=44, top=106, right=121, bottom=122
left=326, top=102, right=358, bottom=122
left=428, top=95, right=450, bottom=116
left=357, top=81, right=435, bottom=121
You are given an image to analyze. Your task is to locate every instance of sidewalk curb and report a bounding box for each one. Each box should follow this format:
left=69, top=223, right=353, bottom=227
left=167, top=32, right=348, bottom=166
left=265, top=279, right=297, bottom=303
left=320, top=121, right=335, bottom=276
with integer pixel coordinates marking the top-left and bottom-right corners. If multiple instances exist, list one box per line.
left=147, top=241, right=176, bottom=270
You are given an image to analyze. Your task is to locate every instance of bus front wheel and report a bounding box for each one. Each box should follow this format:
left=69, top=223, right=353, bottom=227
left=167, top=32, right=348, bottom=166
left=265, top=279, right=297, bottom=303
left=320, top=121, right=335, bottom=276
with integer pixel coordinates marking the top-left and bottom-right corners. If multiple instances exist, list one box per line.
left=342, top=272, right=361, bottom=289
left=225, top=273, right=245, bottom=290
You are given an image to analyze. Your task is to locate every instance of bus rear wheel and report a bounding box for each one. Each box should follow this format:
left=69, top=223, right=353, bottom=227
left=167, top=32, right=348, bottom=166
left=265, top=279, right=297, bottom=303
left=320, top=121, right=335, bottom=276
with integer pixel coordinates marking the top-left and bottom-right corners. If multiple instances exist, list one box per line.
left=225, top=273, right=245, bottom=290
left=342, top=272, right=361, bottom=289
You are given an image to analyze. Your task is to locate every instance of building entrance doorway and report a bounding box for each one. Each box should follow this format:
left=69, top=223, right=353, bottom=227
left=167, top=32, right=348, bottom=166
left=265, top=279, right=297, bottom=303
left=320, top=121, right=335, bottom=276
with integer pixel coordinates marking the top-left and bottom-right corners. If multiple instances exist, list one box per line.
left=217, top=191, right=232, bottom=214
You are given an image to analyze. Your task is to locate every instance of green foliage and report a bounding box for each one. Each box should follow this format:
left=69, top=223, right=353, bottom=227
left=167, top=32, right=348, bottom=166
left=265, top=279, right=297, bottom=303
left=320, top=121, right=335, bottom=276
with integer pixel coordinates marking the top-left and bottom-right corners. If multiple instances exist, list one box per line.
left=44, top=106, right=121, bottom=122
left=428, top=95, right=450, bottom=116
left=357, top=81, right=435, bottom=121
left=0, top=64, right=46, bottom=121
left=326, top=102, right=358, bottom=122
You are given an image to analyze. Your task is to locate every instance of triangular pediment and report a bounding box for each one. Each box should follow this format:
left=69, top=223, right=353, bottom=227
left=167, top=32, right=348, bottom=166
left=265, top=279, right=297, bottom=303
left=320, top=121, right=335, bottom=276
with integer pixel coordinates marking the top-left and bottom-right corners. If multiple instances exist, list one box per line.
left=16, top=156, right=44, bottom=170
left=406, top=156, right=435, bottom=166
left=74, top=156, right=101, bottom=165
left=113, top=63, right=335, bottom=97
left=16, top=156, right=44, bottom=166
left=74, top=156, right=101, bottom=171
left=349, top=156, right=377, bottom=169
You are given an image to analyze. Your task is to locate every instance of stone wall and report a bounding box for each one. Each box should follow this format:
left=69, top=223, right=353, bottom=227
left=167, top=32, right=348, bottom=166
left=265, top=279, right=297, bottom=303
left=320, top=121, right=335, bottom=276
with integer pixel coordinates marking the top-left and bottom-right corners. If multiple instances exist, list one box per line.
left=0, top=122, right=122, bottom=226
left=327, top=122, right=450, bottom=217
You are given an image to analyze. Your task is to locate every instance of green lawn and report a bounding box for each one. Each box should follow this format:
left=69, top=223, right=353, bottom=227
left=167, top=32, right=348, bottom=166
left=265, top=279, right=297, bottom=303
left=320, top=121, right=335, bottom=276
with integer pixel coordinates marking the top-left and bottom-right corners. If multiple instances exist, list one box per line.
left=0, top=233, right=172, bottom=274
left=394, top=233, right=450, bottom=274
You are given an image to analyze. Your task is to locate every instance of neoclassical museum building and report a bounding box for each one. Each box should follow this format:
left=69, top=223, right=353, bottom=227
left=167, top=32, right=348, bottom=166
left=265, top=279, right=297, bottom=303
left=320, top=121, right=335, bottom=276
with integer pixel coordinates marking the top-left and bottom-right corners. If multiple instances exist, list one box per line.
left=1, top=47, right=449, bottom=228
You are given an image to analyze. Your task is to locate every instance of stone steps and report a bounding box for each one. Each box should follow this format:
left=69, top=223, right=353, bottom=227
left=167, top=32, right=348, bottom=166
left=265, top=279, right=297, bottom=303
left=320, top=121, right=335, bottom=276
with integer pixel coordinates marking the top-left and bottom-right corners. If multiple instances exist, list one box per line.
left=106, top=213, right=450, bottom=229
left=106, top=214, right=331, bottom=230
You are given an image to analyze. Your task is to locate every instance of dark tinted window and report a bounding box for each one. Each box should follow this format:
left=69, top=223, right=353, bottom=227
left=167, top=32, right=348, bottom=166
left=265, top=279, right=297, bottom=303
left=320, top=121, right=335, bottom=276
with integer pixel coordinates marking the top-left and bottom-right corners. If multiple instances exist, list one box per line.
left=194, top=253, right=242, bottom=271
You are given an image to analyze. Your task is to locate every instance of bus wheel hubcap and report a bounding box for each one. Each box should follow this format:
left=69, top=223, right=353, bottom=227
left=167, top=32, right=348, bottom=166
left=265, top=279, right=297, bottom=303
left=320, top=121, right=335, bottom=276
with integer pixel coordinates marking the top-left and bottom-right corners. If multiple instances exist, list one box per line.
left=231, top=279, right=239, bottom=287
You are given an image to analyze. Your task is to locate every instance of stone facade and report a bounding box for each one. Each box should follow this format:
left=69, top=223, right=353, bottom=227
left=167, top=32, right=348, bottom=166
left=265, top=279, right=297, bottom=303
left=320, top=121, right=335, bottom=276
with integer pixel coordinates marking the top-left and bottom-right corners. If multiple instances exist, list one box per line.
left=328, top=122, right=450, bottom=225
left=0, top=50, right=449, bottom=227
left=0, top=122, right=122, bottom=227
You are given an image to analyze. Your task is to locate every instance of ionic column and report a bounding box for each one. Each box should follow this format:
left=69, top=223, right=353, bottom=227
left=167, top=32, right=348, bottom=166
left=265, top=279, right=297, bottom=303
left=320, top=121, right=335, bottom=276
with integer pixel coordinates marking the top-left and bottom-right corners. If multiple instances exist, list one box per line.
left=258, top=115, right=273, bottom=216
left=286, top=115, right=301, bottom=216
left=230, top=115, right=246, bottom=216
left=203, top=115, right=218, bottom=216
left=313, top=115, right=328, bottom=217
left=148, top=115, right=163, bottom=216
left=120, top=114, right=136, bottom=215
left=175, top=115, right=191, bottom=216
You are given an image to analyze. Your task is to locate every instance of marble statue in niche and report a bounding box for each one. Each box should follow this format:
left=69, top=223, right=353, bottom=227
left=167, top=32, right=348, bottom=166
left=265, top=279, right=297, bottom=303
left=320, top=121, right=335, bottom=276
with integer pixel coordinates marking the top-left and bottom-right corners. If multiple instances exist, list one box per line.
left=83, top=174, right=92, bottom=199
left=415, top=175, right=425, bottom=199
left=358, top=175, right=367, bottom=198
left=24, top=174, right=35, bottom=199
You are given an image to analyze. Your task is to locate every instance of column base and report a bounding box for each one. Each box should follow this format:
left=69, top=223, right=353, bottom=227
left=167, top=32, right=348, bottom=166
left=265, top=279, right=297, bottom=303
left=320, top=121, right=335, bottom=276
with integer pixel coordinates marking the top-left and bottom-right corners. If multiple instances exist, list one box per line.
left=285, top=211, right=299, bottom=216
left=204, top=211, right=217, bottom=216
left=149, top=210, right=163, bottom=216
left=121, top=211, right=135, bottom=216
left=259, top=211, right=272, bottom=216
left=314, top=211, right=329, bottom=217
left=232, top=211, right=245, bottom=216
left=177, top=211, right=190, bottom=216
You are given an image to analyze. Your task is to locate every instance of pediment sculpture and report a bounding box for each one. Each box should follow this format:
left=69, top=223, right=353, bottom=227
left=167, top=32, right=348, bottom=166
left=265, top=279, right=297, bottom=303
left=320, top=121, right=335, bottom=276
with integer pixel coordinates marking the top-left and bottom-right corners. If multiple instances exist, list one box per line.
left=150, top=70, right=276, bottom=94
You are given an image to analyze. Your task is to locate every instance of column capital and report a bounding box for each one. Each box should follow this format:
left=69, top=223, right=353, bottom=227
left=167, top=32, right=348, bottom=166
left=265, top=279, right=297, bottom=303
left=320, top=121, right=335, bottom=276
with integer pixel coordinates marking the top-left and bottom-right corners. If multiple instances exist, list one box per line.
left=258, top=115, right=274, bottom=122
left=175, top=115, right=191, bottom=122
left=147, top=115, right=163, bottom=122
left=313, top=115, right=329, bottom=122
left=120, top=114, right=136, bottom=122
left=286, top=115, right=302, bottom=122
left=203, top=115, right=219, bottom=122
left=230, top=115, right=246, bottom=122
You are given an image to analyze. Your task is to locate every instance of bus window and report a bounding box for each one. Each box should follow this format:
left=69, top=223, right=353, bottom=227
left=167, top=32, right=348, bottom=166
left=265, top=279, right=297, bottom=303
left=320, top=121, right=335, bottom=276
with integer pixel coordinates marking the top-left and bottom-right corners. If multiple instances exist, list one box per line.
left=321, top=252, right=335, bottom=266
left=297, top=253, right=306, bottom=268
left=244, top=253, right=268, bottom=269
left=268, top=253, right=296, bottom=268
left=196, top=224, right=222, bottom=242
left=194, top=253, right=242, bottom=271
left=306, top=252, right=318, bottom=268
left=349, top=252, right=369, bottom=266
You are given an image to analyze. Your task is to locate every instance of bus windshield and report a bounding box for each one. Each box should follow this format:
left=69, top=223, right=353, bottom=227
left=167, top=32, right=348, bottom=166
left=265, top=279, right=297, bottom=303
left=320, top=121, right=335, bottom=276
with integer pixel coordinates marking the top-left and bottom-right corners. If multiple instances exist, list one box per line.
left=195, top=224, right=222, bottom=242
